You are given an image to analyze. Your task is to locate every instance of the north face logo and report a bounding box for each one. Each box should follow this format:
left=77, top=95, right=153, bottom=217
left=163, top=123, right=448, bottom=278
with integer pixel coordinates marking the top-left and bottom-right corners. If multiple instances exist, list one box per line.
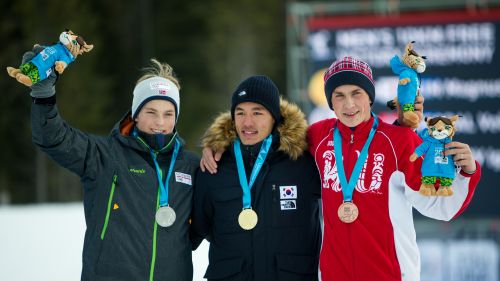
left=238, top=91, right=247, bottom=96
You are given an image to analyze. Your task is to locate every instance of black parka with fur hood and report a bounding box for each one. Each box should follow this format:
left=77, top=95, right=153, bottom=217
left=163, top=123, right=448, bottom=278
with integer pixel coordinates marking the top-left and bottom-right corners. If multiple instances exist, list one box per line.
left=192, top=99, right=321, bottom=281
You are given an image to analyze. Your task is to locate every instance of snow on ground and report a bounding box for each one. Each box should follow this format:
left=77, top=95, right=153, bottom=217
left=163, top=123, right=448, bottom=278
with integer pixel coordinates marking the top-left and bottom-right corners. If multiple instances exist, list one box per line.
left=4, top=203, right=497, bottom=281
left=0, top=203, right=209, bottom=281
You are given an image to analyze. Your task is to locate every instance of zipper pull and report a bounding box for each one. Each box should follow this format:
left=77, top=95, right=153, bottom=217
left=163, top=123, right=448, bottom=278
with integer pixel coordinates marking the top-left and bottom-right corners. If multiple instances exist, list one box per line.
left=249, top=146, right=255, bottom=168
left=272, top=184, right=276, bottom=202
left=350, top=134, right=354, bottom=144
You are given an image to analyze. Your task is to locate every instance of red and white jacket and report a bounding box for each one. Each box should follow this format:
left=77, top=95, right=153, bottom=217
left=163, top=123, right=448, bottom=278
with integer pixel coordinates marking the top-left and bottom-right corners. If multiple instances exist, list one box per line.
left=307, top=116, right=481, bottom=281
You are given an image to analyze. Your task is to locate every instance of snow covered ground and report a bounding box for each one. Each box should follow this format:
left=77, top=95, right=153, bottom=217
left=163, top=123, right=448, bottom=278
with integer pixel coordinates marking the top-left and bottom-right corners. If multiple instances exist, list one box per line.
left=1, top=203, right=498, bottom=281
left=0, top=203, right=209, bottom=281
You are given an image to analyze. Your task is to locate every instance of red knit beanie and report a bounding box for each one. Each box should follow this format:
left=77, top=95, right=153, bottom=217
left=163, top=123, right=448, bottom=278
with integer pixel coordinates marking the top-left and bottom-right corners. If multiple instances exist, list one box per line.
left=324, top=56, right=375, bottom=109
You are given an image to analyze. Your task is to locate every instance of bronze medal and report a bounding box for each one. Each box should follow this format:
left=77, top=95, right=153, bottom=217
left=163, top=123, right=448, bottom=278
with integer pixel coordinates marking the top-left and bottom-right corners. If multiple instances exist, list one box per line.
left=337, top=201, right=358, bottom=223
left=238, top=208, right=258, bottom=230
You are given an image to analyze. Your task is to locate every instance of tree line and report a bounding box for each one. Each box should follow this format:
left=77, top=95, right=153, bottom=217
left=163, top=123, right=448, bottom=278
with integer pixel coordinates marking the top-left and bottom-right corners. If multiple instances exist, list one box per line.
left=0, top=0, right=286, bottom=203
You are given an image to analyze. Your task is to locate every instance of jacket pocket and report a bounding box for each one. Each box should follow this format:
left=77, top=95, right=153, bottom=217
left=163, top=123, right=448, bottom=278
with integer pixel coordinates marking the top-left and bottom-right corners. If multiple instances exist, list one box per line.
left=204, top=257, right=244, bottom=281
left=212, top=187, right=243, bottom=235
left=95, top=260, right=144, bottom=280
left=94, top=172, right=150, bottom=279
left=100, top=174, right=118, bottom=240
left=276, top=254, right=318, bottom=281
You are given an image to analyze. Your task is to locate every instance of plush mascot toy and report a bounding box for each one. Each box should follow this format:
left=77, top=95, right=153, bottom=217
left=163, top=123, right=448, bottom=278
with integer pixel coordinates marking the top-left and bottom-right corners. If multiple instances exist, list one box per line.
left=6, top=30, right=93, bottom=87
left=388, top=41, right=427, bottom=128
left=409, top=115, right=460, bottom=196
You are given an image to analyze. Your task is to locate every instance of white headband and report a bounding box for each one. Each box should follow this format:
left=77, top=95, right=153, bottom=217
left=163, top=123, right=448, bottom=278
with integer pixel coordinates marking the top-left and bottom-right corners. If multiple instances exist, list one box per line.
left=131, top=77, right=180, bottom=120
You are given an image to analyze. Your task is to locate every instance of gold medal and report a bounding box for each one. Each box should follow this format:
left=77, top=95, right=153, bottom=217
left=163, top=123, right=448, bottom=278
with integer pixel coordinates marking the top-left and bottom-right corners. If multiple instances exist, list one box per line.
left=238, top=208, right=258, bottom=230
left=337, top=201, right=358, bottom=223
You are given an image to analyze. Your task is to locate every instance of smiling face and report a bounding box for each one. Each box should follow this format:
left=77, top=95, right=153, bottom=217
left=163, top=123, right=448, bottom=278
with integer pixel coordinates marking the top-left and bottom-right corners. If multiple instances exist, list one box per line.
left=234, top=102, right=275, bottom=145
left=134, top=99, right=176, bottom=134
left=330, top=84, right=372, bottom=128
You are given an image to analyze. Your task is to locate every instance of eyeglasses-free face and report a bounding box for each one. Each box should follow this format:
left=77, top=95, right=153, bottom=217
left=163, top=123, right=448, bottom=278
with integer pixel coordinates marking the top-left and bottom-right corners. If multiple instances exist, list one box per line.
left=331, top=84, right=372, bottom=128
left=135, top=99, right=176, bottom=135
left=234, top=102, right=275, bottom=145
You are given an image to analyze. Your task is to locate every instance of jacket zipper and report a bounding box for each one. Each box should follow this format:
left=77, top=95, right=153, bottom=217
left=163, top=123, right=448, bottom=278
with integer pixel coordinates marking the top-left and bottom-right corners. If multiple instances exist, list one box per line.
left=149, top=187, right=161, bottom=281
left=149, top=149, right=180, bottom=280
left=149, top=160, right=164, bottom=281
left=348, top=224, right=357, bottom=281
left=347, top=132, right=357, bottom=280
left=101, top=174, right=118, bottom=240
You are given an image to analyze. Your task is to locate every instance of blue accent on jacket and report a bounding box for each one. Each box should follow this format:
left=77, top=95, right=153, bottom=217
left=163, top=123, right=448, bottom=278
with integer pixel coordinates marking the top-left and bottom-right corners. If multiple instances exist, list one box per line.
left=30, top=43, right=75, bottom=80
left=390, top=55, right=419, bottom=107
left=414, top=131, right=455, bottom=179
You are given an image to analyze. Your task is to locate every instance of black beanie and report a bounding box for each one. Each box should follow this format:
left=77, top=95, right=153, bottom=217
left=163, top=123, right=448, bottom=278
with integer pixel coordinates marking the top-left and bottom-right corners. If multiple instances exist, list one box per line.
left=231, top=75, right=281, bottom=122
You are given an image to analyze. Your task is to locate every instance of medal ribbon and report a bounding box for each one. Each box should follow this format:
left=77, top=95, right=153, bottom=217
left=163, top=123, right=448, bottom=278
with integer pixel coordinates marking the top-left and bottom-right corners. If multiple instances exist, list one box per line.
left=150, top=138, right=180, bottom=207
left=334, top=112, right=378, bottom=202
left=234, top=135, right=273, bottom=209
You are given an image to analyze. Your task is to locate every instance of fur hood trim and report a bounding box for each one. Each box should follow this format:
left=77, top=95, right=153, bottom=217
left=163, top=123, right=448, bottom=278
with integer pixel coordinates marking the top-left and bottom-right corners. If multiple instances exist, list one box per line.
left=201, top=98, right=308, bottom=160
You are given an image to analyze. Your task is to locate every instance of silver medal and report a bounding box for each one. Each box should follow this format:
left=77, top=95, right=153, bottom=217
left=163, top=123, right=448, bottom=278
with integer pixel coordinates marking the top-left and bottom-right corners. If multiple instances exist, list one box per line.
left=155, top=206, right=176, bottom=227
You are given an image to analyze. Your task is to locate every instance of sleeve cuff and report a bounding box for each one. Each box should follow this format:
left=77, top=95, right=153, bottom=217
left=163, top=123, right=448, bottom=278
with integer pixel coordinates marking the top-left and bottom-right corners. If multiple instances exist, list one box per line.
left=460, top=169, right=476, bottom=177
left=459, top=161, right=480, bottom=177
left=32, top=95, right=56, bottom=105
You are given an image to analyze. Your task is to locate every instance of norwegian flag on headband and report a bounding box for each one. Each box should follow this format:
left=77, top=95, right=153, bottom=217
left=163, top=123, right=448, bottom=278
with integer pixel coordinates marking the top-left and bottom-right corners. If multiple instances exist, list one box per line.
left=324, top=56, right=374, bottom=83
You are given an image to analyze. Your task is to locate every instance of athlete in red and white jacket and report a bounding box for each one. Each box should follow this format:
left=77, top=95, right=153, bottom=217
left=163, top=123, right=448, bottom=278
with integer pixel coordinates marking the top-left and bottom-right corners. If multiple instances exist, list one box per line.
left=309, top=56, right=481, bottom=281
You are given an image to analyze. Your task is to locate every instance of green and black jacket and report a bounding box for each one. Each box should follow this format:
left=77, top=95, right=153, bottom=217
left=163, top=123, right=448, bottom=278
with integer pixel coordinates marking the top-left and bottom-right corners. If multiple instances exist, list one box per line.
left=31, top=103, right=199, bottom=281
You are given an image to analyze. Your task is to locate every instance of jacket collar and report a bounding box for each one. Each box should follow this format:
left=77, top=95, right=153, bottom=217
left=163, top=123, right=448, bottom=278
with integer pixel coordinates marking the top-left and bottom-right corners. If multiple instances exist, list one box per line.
left=227, top=129, right=280, bottom=164
left=335, top=114, right=376, bottom=143
left=111, top=110, right=183, bottom=154
left=202, top=99, right=308, bottom=160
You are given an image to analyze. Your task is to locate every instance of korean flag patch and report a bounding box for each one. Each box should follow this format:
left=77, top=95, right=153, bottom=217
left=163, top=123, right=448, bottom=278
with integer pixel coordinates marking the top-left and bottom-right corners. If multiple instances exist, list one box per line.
left=280, top=185, right=297, bottom=199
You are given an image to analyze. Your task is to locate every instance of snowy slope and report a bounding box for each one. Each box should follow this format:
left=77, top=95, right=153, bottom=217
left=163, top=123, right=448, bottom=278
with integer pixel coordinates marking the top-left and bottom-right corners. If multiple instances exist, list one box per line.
left=0, top=203, right=208, bottom=281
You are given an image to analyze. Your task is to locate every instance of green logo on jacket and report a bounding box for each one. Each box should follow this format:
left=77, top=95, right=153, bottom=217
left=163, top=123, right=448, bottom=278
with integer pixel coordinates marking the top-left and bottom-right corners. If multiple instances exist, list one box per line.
left=129, top=168, right=146, bottom=174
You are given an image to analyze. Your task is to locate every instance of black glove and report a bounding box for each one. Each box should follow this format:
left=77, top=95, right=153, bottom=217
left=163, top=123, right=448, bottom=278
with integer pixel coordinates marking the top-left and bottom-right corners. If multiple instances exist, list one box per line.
left=23, top=45, right=58, bottom=99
